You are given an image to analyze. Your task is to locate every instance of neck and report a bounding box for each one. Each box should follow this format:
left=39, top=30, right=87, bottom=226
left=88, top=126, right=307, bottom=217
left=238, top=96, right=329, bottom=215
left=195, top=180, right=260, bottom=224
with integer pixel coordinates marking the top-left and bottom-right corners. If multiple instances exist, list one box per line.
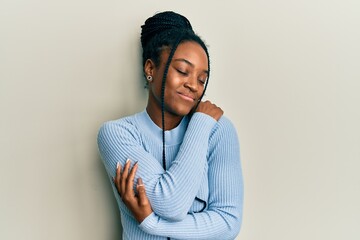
left=146, top=103, right=183, bottom=131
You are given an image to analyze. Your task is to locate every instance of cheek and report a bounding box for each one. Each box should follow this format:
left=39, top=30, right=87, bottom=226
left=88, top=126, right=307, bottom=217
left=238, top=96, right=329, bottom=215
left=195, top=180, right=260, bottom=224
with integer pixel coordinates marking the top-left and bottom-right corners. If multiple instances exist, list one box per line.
left=165, top=71, right=183, bottom=87
left=200, top=85, right=206, bottom=96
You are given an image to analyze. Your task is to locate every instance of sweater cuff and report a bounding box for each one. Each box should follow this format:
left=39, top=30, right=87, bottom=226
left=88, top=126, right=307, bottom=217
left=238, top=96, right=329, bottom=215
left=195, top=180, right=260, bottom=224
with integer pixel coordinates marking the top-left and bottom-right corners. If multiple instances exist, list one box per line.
left=189, top=112, right=217, bottom=132
left=139, top=212, right=158, bottom=232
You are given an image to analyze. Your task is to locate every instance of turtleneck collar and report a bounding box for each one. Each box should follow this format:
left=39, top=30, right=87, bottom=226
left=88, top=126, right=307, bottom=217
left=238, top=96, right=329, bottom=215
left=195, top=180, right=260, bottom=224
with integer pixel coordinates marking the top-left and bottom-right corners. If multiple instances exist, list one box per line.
left=136, top=110, right=189, bottom=146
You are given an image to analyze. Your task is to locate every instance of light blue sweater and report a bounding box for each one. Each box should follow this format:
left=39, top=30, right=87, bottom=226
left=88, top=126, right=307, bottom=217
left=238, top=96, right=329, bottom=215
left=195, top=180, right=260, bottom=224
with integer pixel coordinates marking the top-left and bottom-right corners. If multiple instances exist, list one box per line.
left=97, top=110, right=243, bottom=240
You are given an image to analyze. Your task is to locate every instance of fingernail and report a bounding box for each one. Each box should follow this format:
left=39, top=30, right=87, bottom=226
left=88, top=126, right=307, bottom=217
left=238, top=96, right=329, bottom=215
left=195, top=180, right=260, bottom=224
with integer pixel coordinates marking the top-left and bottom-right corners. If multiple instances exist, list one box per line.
left=138, top=178, right=143, bottom=185
left=134, top=161, right=138, bottom=165
left=126, top=158, right=130, bottom=164
left=116, top=162, right=120, bottom=169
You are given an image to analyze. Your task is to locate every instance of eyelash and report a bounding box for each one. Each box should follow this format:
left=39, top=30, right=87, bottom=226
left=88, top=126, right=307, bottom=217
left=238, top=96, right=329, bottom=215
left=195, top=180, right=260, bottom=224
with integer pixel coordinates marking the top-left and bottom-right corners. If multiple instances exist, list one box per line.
left=176, top=69, right=188, bottom=76
left=176, top=69, right=206, bottom=85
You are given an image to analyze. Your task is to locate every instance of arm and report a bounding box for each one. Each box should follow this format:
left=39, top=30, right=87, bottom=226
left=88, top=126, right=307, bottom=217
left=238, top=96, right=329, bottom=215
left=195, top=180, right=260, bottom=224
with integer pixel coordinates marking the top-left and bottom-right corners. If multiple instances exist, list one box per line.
left=98, top=112, right=216, bottom=221
left=139, top=117, right=243, bottom=239
left=118, top=117, right=244, bottom=239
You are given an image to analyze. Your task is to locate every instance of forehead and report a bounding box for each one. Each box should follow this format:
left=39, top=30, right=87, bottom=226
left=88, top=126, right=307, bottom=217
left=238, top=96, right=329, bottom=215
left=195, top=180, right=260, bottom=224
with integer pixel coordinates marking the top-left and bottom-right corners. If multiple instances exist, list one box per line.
left=159, top=41, right=208, bottom=69
left=172, top=41, right=208, bottom=68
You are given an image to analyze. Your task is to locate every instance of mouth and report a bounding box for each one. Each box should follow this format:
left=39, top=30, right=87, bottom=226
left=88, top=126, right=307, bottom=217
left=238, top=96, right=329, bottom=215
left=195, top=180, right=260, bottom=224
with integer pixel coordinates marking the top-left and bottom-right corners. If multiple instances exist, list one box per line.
left=177, top=92, right=195, bottom=102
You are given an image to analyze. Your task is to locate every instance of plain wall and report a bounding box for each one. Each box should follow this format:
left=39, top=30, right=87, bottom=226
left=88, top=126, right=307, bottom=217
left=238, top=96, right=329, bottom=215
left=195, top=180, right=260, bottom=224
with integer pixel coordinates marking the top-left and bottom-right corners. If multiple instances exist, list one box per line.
left=1, top=0, right=359, bottom=239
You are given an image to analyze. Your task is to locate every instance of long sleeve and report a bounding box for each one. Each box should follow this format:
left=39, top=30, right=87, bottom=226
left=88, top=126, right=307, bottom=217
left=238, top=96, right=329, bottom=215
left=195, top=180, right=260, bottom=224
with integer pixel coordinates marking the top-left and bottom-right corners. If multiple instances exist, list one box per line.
left=97, top=112, right=216, bottom=221
left=138, top=116, right=244, bottom=240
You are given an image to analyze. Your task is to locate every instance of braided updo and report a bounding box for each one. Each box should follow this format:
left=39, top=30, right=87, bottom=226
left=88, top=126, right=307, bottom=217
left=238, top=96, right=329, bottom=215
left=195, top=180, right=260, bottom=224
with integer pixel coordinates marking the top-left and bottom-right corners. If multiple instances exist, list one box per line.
left=141, top=11, right=210, bottom=170
left=141, top=11, right=193, bottom=49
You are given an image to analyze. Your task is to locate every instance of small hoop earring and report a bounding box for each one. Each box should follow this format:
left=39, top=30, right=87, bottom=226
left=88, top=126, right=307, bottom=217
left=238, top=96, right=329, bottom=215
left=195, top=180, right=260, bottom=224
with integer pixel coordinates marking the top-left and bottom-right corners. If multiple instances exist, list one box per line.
left=147, top=75, right=153, bottom=82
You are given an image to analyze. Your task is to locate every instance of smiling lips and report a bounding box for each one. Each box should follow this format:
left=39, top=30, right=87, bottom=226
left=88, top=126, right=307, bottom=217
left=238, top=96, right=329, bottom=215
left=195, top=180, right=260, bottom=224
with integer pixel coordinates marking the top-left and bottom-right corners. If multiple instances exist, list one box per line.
left=177, top=92, right=195, bottom=102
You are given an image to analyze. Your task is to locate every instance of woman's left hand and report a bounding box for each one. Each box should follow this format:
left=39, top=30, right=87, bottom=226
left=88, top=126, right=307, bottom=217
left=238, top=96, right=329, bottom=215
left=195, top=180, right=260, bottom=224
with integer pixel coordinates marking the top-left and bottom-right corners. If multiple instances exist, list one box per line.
left=113, top=159, right=153, bottom=223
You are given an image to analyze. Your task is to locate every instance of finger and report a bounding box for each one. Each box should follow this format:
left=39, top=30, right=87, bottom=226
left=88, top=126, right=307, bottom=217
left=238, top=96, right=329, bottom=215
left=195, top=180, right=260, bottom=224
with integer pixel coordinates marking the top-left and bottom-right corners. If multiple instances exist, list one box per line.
left=136, top=178, right=148, bottom=204
left=125, top=161, right=138, bottom=196
left=120, top=159, right=131, bottom=196
left=115, top=162, right=122, bottom=194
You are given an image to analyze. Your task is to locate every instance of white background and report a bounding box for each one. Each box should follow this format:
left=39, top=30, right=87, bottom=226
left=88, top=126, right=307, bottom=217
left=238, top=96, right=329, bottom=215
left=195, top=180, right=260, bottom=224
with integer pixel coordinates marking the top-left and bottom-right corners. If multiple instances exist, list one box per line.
left=1, top=0, right=359, bottom=239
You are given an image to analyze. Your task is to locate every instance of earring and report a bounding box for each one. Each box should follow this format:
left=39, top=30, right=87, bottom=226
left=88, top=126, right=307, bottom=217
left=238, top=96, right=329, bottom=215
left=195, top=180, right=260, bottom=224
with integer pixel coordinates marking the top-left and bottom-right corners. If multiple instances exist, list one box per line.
left=147, top=75, right=153, bottom=82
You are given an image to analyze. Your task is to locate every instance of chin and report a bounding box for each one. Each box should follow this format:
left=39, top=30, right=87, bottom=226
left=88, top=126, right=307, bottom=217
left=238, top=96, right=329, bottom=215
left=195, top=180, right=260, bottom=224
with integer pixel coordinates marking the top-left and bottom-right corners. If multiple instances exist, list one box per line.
left=167, top=106, right=194, bottom=117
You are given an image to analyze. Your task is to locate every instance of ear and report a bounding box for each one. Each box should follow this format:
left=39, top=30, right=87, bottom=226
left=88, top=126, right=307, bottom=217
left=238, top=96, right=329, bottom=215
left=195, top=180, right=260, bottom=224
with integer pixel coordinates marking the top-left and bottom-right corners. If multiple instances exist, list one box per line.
left=144, top=59, right=156, bottom=77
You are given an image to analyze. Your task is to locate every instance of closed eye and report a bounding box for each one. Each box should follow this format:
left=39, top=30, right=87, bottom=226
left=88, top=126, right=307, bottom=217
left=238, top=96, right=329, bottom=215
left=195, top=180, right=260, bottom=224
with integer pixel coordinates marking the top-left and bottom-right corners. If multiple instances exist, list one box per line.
left=198, top=79, right=206, bottom=85
left=198, top=75, right=208, bottom=85
left=176, top=69, right=188, bottom=76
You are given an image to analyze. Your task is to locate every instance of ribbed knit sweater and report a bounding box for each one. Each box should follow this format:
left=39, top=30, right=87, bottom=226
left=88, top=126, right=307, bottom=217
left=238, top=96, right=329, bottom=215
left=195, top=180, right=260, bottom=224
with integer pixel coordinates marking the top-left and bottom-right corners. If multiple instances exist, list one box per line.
left=97, top=110, right=243, bottom=240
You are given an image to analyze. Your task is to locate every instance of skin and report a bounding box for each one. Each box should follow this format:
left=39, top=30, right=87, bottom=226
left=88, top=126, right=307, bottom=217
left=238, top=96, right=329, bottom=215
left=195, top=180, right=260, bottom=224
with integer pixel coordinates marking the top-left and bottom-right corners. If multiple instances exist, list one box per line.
left=114, top=41, right=223, bottom=223
left=115, top=161, right=151, bottom=223
left=145, top=41, right=223, bottom=129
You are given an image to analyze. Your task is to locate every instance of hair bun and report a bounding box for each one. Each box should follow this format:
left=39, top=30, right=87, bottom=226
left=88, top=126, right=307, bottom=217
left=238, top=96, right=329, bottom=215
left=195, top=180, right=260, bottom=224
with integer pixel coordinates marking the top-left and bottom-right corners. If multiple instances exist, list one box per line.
left=141, top=11, right=194, bottom=47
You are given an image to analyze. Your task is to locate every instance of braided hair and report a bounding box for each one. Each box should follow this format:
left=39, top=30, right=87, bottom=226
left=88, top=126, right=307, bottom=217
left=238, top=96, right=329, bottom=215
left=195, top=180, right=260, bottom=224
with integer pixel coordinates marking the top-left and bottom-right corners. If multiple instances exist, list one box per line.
left=141, top=11, right=210, bottom=170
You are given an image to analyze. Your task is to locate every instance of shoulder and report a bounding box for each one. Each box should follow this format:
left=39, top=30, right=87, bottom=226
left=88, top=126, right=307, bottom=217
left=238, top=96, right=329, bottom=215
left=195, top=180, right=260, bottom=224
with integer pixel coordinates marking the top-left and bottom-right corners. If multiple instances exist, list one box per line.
left=209, top=115, right=239, bottom=146
left=211, top=115, right=238, bottom=136
left=207, top=115, right=241, bottom=165
left=97, top=114, right=141, bottom=144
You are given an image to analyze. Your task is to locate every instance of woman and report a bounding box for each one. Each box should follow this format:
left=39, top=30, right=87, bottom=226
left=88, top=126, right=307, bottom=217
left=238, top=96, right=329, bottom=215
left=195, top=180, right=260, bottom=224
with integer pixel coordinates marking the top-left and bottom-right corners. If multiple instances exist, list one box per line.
left=97, top=11, right=243, bottom=240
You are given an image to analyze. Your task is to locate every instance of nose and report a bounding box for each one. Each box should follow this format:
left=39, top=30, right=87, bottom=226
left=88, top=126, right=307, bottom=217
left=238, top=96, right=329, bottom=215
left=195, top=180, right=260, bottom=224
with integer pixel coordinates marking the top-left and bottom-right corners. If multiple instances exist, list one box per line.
left=184, top=75, right=198, bottom=92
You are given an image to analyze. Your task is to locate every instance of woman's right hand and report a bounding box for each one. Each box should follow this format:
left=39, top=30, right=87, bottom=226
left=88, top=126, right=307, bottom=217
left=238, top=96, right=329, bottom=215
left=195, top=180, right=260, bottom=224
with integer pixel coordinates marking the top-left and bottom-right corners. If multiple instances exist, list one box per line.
left=196, top=100, right=223, bottom=121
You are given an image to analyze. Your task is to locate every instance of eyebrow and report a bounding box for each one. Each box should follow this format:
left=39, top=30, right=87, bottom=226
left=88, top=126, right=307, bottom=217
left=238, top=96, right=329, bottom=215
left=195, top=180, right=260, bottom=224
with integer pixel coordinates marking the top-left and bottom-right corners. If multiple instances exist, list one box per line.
left=173, top=58, right=209, bottom=74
